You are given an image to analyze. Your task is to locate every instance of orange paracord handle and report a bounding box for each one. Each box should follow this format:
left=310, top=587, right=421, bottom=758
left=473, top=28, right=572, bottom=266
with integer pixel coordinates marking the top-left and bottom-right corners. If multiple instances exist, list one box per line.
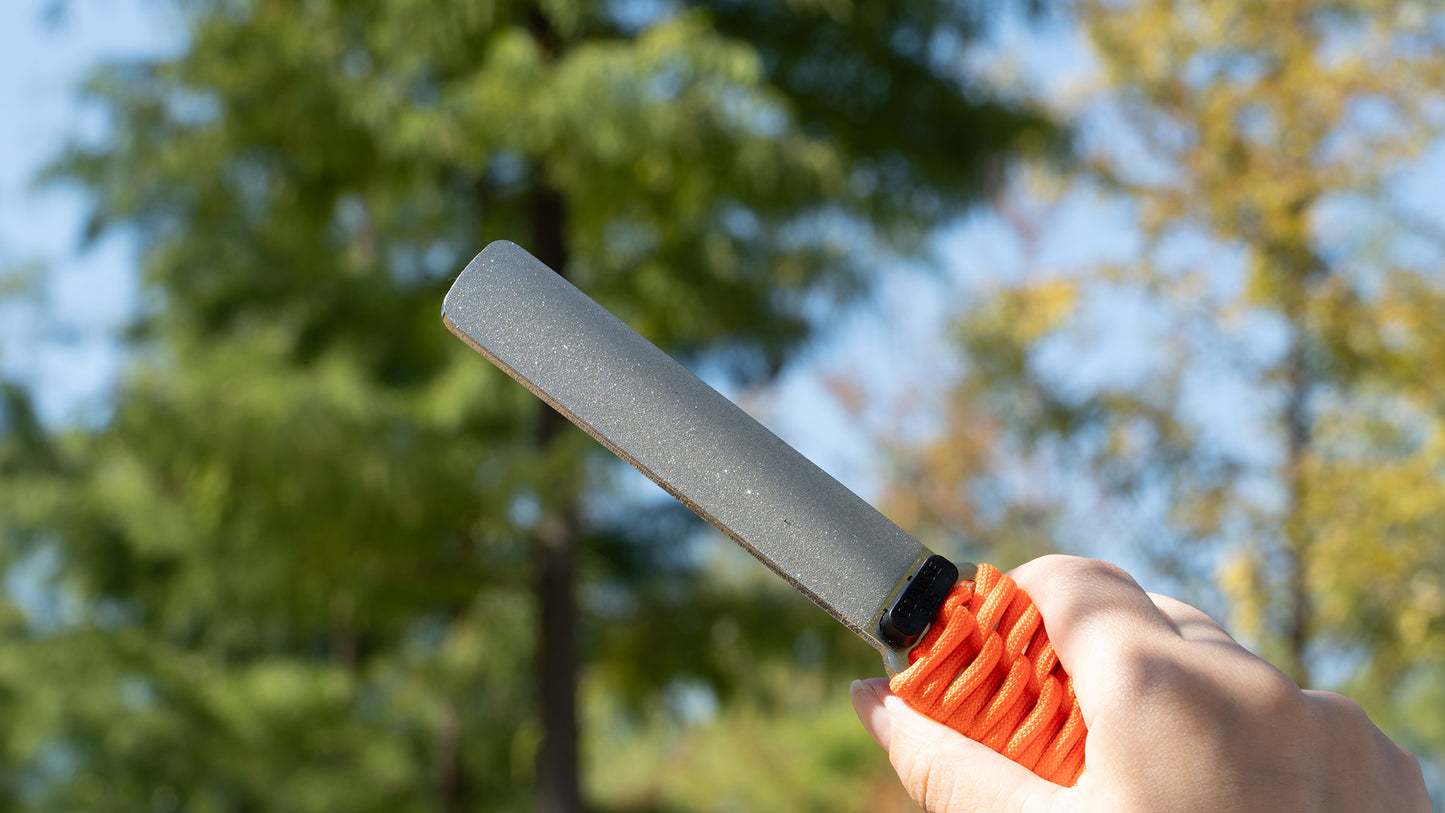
left=889, top=563, right=1088, bottom=786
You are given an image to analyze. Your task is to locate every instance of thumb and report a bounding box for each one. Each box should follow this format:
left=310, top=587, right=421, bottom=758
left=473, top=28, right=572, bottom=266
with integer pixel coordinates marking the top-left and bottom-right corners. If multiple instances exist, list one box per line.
left=852, top=678, right=1061, bottom=813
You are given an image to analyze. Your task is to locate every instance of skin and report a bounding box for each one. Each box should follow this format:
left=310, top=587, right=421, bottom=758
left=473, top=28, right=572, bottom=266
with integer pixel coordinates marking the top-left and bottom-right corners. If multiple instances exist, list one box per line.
left=850, top=555, right=1431, bottom=813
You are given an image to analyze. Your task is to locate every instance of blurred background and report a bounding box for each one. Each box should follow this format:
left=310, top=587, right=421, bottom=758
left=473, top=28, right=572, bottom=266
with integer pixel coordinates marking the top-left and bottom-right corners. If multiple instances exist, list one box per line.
left=2, top=0, right=1444, bottom=810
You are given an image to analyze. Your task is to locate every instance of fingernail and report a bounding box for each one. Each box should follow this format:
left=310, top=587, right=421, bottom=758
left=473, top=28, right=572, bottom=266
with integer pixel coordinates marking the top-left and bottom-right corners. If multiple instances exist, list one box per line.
left=850, top=679, right=892, bottom=749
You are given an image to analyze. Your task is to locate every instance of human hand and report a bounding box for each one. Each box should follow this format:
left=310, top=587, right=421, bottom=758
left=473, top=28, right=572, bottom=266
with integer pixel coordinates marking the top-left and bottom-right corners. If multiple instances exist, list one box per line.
left=850, top=555, right=1430, bottom=812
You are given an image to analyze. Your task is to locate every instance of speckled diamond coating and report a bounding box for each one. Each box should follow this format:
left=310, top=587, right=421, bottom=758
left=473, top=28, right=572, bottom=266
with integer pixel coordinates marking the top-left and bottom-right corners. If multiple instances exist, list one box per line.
left=442, top=240, right=931, bottom=654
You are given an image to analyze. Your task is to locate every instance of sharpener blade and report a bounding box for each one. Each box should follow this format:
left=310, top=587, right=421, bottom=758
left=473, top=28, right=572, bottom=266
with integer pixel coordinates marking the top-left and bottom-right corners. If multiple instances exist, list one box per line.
left=442, top=241, right=946, bottom=657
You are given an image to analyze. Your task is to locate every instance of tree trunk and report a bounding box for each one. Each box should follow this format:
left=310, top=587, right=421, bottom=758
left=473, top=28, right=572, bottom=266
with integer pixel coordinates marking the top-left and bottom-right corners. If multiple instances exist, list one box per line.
left=433, top=698, right=467, bottom=813
left=529, top=181, right=583, bottom=813
left=1277, top=239, right=1317, bottom=688
left=1282, top=328, right=1312, bottom=687
left=535, top=508, right=581, bottom=813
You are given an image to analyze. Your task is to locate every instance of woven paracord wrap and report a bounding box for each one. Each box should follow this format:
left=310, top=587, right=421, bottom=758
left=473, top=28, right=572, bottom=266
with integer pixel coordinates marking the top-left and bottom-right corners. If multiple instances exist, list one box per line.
left=888, top=564, right=1088, bottom=786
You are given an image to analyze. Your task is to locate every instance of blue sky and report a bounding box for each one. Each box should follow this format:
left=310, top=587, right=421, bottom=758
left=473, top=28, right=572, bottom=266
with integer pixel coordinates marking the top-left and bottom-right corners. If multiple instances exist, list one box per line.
left=0, top=0, right=180, bottom=423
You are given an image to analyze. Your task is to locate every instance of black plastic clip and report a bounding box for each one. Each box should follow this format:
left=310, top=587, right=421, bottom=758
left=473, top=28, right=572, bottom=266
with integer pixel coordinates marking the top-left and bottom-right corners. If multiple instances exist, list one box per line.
left=879, top=554, right=960, bottom=649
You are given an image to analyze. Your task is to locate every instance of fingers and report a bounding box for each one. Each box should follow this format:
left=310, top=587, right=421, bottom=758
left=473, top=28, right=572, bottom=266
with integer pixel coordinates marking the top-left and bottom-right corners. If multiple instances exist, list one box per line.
left=1009, top=558, right=1234, bottom=648
left=858, top=556, right=1432, bottom=812
left=851, top=678, right=891, bottom=748
left=1007, top=555, right=1178, bottom=712
left=1304, top=690, right=1433, bottom=812
left=851, top=678, right=1061, bottom=813
left=1008, top=555, right=1175, bottom=652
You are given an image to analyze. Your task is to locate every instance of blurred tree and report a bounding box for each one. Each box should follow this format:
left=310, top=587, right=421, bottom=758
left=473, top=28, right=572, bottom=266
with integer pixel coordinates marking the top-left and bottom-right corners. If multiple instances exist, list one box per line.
left=0, top=1, right=1052, bottom=810
left=882, top=0, right=1445, bottom=792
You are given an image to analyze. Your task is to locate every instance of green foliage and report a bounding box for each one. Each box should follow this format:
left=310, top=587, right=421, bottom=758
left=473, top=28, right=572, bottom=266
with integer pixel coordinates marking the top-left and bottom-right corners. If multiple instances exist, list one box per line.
left=2, top=0, right=1050, bottom=809
left=585, top=679, right=916, bottom=812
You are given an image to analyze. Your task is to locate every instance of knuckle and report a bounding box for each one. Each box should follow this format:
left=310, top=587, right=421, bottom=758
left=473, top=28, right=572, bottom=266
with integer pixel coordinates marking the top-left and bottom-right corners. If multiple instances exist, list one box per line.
left=1243, top=664, right=1309, bottom=717
left=1305, top=688, right=1375, bottom=737
left=1306, top=690, right=1431, bottom=808
left=1397, top=748, right=1431, bottom=809
left=1033, top=558, right=1143, bottom=625
left=1030, top=553, right=1086, bottom=571
left=1031, top=554, right=1133, bottom=585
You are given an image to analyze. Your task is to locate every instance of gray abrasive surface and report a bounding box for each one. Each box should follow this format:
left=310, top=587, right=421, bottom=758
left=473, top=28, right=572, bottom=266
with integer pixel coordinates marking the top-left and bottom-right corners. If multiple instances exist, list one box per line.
left=442, top=241, right=929, bottom=652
